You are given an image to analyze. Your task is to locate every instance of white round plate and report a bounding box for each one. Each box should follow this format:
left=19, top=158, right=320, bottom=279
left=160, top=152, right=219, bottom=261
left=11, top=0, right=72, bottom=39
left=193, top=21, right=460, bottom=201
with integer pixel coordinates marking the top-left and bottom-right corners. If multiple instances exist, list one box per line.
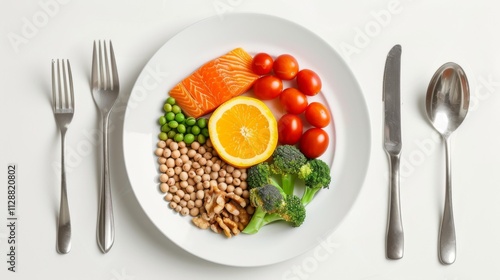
left=123, top=13, right=370, bottom=267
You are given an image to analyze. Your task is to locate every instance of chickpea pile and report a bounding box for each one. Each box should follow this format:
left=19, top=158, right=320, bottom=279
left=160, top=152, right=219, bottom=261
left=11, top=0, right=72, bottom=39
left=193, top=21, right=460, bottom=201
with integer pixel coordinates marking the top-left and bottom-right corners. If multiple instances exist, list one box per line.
left=155, top=139, right=254, bottom=237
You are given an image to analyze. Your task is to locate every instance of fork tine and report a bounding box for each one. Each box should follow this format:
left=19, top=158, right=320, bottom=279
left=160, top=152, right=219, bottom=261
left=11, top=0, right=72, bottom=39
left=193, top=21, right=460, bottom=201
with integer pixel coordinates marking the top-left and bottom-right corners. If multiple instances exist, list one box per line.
left=98, top=40, right=105, bottom=90
left=51, top=59, right=56, bottom=110
left=104, top=40, right=111, bottom=91
left=62, top=59, right=69, bottom=109
left=57, top=59, right=63, bottom=109
left=109, top=41, right=119, bottom=91
left=66, top=60, right=75, bottom=110
left=92, top=41, right=98, bottom=88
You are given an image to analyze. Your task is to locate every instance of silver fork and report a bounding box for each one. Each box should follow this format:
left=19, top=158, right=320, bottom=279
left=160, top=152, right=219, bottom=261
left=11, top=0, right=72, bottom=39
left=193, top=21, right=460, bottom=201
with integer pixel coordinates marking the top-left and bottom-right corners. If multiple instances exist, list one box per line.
left=52, top=59, right=75, bottom=254
left=91, top=40, right=119, bottom=253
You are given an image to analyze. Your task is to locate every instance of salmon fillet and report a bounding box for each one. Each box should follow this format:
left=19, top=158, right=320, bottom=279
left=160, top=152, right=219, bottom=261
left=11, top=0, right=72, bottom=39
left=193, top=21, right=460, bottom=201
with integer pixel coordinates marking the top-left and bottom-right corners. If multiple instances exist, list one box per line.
left=169, top=48, right=259, bottom=118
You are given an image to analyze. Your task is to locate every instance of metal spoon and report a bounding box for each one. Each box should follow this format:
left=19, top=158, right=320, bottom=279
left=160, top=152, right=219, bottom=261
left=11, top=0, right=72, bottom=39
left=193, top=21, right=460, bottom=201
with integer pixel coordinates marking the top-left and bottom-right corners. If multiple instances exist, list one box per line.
left=425, top=62, right=469, bottom=265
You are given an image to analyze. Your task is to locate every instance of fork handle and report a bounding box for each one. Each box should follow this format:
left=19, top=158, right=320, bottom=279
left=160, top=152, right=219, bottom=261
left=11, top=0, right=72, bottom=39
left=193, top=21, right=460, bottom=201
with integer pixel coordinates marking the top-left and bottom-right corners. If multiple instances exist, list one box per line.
left=97, top=113, right=115, bottom=253
left=57, top=130, right=72, bottom=254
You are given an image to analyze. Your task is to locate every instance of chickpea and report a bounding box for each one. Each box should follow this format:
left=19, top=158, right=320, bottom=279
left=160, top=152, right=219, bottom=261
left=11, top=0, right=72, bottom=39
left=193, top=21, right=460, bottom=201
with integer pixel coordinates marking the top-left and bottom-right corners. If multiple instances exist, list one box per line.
left=164, top=193, right=173, bottom=202
left=226, top=184, right=235, bottom=193
left=169, top=185, right=178, bottom=193
left=180, top=154, right=189, bottom=163
left=171, top=150, right=181, bottom=159
left=169, top=201, right=177, bottom=209
left=166, top=158, right=175, bottom=168
left=212, top=163, right=221, bottom=172
left=233, top=178, right=241, bottom=186
left=174, top=205, right=182, bottom=213
left=167, top=178, right=176, bottom=186
left=186, top=185, right=194, bottom=194
left=190, top=208, right=200, bottom=217
left=218, top=182, right=227, bottom=191
left=158, top=157, right=167, bottom=164
left=155, top=148, right=164, bottom=157
left=194, top=199, right=203, bottom=208
left=173, top=195, right=181, bottom=203
left=176, top=189, right=185, bottom=198
left=179, top=180, right=188, bottom=189
left=166, top=168, right=175, bottom=177
left=232, top=169, right=241, bottom=178
left=169, top=141, right=179, bottom=151
left=234, top=187, right=243, bottom=196
left=159, top=174, right=168, bottom=183
left=187, top=149, right=197, bottom=158
left=178, top=141, right=186, bottom=149
left=190, top=141, right=200, bottom=150
left=225, top=177, right=233, bottom=184
left=182, top=163, right=191, bottom=172
left=198, top=157, right=207, bottom=166
left=198, top=146, right=206, bottom=155
left=157, top=141, right=167, bottom=148
left=192, top=162, right=201, bottom=169
left=196, top=168, right=204, bottom=176
left=196, top=190, right=204, bottom=200
left=174, top=166, right=182, bottom=175
left=179, top=147, right=188, bottom=155
left=180, top=207, right=189, bottom=216
left=179, top=171, right=188, bottom=181
left=187, top=200, right=195, bottom=209
left=226, top=165, right=235, bottom=174
left=163, top=149, right=172, bottom=158
left=160, top=183, right=169, bottom=193
left=179, top=200, right=187, bottom=207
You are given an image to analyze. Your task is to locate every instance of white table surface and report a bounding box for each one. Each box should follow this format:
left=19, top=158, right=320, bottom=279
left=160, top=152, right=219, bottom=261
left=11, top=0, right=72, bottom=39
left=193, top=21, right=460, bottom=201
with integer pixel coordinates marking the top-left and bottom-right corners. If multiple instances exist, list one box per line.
left=2, top=0, right=500, bottom=279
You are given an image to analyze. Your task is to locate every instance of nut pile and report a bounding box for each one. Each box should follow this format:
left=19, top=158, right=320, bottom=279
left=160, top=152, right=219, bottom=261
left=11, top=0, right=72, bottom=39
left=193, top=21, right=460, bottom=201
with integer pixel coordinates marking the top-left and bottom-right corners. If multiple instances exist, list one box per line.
left=155, top=139, right=254, bottom=237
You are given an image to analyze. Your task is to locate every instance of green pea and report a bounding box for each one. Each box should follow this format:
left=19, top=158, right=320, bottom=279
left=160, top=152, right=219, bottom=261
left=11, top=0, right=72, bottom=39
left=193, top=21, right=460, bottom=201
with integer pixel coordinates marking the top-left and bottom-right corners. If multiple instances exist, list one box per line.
left=197, top=134, right=206, bottom=144
left=159, top=132, right=168, bottom=141
left=185, top=117, right=197, bottom=126
left=166, top=97, right=176, bottom=105
left=172, top=105, right=181, bottom=114
left=201, top=128, right=209, bottom=138
left=161, top=124, right=171, bottom=132
left=186, top=126, right=192, bottom=134
left=191, top=125, right=201, bottom=135
left=174, top=133, right=184, bottom=142
left=175, top=113, right=185, bottom=123
left=165, top=112, right=175, bottom=121
left=184, top=133, right=195, bottom=144
left=177, top=124, right=186, bottom=134
left=158, top=116, right=167, bottom=126
left=167, top=130, right=176, bottom=139
left=163, top=103, right=172, bottom=112
left=168, top=120, right=178, bottom=128
left=197, top=118, right=207, bottom=128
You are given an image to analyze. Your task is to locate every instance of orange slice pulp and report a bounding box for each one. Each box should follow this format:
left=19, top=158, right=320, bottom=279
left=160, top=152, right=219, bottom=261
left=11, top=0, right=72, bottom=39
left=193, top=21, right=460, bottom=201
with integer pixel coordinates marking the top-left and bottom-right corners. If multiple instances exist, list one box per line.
left=208, top=96, right=278, bottom=168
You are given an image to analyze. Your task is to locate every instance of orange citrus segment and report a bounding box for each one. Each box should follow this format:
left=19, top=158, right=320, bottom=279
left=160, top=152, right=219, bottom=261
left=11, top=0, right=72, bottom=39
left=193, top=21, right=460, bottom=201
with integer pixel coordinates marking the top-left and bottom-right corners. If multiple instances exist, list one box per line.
left=208, top=96, right=278, bottom=168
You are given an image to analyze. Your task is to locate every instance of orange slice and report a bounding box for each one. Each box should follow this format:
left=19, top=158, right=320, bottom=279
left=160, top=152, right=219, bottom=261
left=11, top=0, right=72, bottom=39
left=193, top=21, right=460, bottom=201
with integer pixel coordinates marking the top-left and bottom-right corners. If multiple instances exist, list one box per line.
left=208, top=96, right=278, bottom=168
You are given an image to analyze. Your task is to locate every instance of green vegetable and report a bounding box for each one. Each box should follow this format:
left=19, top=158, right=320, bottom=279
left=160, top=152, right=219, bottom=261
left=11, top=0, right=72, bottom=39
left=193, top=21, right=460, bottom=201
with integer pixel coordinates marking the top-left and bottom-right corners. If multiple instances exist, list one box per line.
left=242, top=183, right=305, bottom=234
left=298, top=159, right=331, bottom=206
left=270, top=145, right=307, bottom=195
left=157, top=97, right=210, bottom=144
left=246, top=162, right=272, bottom=189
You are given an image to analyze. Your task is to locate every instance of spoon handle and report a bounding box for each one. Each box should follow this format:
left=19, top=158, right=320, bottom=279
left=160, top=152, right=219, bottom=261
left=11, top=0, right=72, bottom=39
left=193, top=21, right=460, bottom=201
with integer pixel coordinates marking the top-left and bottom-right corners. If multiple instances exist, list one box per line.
left=386, top=153, right=404, bottom=259
left=439, top=136, right=456, bottom=264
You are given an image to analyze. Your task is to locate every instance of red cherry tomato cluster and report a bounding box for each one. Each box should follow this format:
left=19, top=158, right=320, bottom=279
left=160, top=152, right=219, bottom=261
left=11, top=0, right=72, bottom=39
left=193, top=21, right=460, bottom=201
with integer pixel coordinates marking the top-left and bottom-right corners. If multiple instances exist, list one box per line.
left=251, top=53, right=332, bottom=158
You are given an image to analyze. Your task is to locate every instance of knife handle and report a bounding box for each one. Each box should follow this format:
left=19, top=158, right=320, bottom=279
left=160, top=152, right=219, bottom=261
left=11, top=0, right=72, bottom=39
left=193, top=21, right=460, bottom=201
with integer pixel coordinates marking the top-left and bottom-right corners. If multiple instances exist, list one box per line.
left=386, top=153, right=404, bottom=260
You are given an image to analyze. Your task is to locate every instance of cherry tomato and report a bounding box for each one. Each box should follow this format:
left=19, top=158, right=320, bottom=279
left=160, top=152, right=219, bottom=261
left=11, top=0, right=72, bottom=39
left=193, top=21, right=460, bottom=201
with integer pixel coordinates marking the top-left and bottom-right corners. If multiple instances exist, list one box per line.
left=273, top=54, right=299, bottom=80
left=305, top=102, right=331, bottom=128
left=279, top=88, right=308, bottom=114
left=251, top=53, right=274, bottom=75
left=299, top=128, right=329, bottom=158
left=296, top=69, right=322, bottom=96
left=277, top=114, right=303, bottom=145
left=252, top=75, right=283, bottom=100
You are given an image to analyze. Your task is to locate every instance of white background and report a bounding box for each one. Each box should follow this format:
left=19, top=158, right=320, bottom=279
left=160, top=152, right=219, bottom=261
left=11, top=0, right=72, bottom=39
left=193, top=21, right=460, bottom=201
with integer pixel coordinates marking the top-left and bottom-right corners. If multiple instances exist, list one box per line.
left=2, top=0, right=500, bottom=279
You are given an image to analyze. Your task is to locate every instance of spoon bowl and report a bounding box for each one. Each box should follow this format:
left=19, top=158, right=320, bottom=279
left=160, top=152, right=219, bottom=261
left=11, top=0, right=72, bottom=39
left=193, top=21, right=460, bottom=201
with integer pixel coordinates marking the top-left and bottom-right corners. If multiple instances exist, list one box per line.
left=425, top=62, right=469, bottom=265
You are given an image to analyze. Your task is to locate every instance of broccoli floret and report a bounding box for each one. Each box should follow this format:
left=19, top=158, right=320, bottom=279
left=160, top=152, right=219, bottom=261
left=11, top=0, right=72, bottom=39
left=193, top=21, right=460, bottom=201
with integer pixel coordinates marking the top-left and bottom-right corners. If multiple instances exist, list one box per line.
left=270, top=145, right=307, bottom=195
left=246, top=162, right=272, bottom=190
left=298, top=159, right=331, bottom=206
left=242, top=184, right=285, bottom=234
left=263, top=194, right=306, bottom=227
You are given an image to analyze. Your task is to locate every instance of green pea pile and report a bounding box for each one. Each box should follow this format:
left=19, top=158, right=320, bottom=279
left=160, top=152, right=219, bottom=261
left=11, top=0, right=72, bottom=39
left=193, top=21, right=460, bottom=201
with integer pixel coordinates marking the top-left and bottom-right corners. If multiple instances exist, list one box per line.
left=158, top=97, right=209, bottom=145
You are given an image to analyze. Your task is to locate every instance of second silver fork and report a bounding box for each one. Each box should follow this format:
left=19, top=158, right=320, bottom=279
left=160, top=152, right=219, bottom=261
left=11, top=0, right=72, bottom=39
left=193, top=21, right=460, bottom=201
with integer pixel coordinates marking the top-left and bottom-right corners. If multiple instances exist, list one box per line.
left=52, top=59, right=75, bottom=254
left=91, top=40, right=120, bottom=253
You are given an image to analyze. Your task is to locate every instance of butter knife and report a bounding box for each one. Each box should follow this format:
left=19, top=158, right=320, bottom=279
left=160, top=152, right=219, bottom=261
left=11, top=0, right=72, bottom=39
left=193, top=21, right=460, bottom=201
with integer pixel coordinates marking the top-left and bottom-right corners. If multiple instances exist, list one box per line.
left=383, top=44, right=404, bottom=260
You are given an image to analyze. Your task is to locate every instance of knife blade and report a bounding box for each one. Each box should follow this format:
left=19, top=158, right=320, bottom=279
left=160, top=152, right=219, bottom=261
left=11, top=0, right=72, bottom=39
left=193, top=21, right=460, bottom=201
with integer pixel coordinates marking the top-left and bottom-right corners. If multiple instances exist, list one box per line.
left=383, top=44, right=404, bottom=260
